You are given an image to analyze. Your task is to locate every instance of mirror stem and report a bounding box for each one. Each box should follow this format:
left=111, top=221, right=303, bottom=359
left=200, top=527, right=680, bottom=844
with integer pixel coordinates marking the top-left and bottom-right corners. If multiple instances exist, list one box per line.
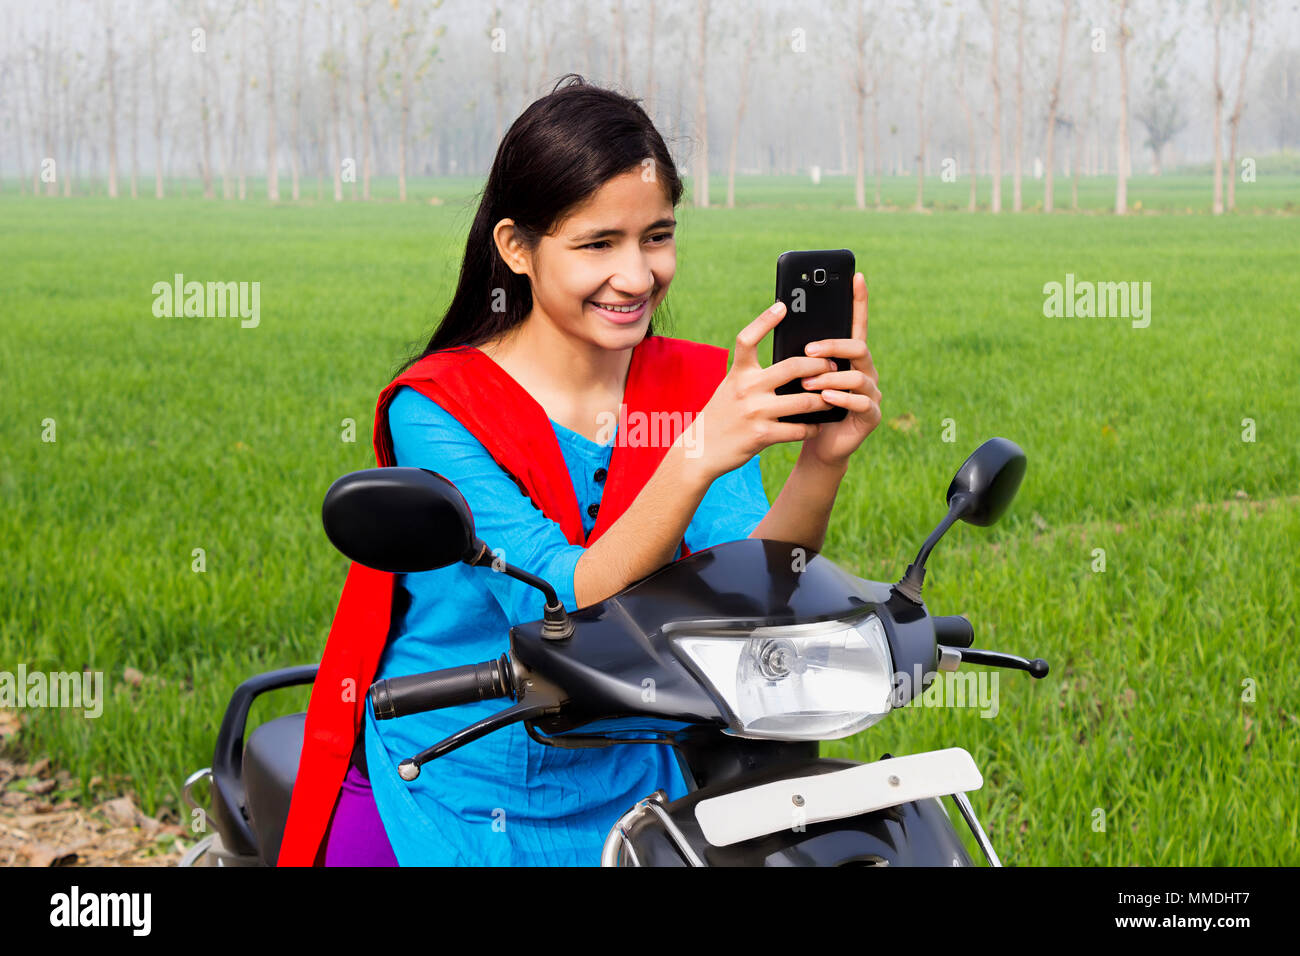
left=894, top=493, right=974, bottom=604
left=466, top=538, right=575, bottom=639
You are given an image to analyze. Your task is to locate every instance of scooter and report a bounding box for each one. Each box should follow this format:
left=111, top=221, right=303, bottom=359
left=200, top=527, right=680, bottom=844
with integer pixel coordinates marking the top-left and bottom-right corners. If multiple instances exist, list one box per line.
left=180, top=436, right=1048, bottom=867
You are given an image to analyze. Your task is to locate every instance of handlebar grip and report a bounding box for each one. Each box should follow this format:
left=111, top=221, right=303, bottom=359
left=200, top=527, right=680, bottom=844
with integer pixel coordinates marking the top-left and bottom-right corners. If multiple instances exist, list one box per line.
left=933, top=614, right=974, bottom=648
left=370, top=657, right=511, bottom=720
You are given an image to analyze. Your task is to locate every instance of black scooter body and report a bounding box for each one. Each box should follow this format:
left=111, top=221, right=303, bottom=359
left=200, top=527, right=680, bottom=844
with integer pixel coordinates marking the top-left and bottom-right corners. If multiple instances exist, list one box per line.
left=188, top=541, right=970, bottom=867
left=185, top=438, right=1037, bottom=867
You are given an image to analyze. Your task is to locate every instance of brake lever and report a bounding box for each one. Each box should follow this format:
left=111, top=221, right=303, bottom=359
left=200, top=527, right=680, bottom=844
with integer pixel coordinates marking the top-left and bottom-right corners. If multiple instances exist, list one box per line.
left=396, top=670, right=568, bottom=781
left=938, top=645, right=1050, bottom=678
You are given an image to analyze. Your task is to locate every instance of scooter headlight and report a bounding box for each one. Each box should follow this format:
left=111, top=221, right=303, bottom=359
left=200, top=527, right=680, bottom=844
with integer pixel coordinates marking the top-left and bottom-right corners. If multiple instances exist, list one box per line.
left=671, top=612, right=893, bottom=740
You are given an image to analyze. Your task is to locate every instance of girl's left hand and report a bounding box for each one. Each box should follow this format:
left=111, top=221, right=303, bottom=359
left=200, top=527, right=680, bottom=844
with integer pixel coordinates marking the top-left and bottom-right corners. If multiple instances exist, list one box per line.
left=798, top=272, right=882, bottom=468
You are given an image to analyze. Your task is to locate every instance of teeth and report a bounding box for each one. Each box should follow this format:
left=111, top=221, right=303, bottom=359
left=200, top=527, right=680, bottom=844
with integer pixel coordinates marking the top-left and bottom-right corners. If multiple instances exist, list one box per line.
left=592, top=298, right=646, bottom=313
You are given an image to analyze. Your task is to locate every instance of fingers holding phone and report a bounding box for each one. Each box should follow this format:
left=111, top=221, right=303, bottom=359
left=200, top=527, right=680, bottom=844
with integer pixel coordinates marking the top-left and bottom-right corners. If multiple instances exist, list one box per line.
left=691, top=300, right=835, bottom=480
left=801, top=274, right=879, bottom=404
left=799, top=270, right=885, bottom=467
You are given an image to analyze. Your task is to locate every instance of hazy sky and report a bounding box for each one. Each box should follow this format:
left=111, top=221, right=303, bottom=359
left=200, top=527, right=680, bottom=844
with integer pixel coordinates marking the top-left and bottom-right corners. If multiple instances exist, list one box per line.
left=4, top=0, right=1298, bottom=181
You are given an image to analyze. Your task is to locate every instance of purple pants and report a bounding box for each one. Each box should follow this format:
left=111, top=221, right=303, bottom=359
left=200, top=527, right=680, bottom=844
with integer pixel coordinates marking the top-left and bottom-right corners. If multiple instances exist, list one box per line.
left=323, top=763, right=399, bottom=866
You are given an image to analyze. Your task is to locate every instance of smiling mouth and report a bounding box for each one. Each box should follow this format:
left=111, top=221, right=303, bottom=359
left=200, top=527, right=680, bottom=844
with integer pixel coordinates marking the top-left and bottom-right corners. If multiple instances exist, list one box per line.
left=588, top=291, right=654, bottom=312
left=590, top=297, right=650, bottom=312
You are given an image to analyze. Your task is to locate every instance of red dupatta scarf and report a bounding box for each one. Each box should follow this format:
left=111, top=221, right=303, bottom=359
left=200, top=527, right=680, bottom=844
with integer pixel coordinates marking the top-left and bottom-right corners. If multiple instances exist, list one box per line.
left=277, top=334, right=728, bottom=865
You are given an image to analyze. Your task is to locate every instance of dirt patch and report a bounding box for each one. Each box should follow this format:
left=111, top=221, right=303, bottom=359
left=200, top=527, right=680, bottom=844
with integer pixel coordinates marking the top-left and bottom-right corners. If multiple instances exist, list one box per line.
left=1, top=711, right=186, bottom=867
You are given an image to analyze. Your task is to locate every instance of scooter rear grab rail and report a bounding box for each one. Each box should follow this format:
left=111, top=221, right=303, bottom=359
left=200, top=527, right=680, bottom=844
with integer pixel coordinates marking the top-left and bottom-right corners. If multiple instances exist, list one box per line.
left=211, top=664, right=319, bottom=856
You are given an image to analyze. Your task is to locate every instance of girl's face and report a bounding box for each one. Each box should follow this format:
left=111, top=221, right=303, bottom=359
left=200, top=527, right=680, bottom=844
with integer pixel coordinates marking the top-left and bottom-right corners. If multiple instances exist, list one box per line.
left=499, top=168, right=677, bottom=354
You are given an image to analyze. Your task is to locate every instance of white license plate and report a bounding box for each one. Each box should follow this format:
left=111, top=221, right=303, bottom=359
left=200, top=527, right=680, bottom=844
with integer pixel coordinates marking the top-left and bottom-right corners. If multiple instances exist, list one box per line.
left=693, top=747, right=983, bottom=847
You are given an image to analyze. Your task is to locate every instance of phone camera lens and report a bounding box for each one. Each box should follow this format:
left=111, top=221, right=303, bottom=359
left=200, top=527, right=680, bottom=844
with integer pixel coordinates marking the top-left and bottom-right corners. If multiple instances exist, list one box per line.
left=812, top=268, right=827, bottom=285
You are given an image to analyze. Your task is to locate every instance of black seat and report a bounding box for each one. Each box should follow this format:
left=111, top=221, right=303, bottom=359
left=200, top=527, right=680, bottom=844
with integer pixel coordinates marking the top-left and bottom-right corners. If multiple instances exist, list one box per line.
left=242, top=712, right=307, bottom=866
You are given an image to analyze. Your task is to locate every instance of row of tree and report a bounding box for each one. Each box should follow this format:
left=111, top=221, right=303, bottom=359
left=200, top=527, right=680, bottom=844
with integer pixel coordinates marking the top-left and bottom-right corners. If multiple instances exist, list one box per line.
left=0, top=0, right=1288, bottom=214
left=844, top=0, right=1263, bottom=214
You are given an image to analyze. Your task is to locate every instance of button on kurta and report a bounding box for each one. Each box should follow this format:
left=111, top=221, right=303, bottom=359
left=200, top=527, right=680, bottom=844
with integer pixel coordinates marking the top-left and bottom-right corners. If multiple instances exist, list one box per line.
left=593, top=467, right=607, bottom=483
left=587, top=503, right=600, bottom=518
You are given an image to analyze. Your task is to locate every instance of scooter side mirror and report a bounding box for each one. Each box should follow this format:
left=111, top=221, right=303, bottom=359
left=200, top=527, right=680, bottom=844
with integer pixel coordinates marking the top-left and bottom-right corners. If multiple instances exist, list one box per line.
left=322, top=467, right=477, bottom=573
left=893, top=437, right=1028, bottom=604
left=946, top=437, right=1027, bottom=527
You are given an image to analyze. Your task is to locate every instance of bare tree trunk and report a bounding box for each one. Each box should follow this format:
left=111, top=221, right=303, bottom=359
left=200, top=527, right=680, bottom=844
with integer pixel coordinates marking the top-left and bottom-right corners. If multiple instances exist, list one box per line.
left=668, top=85, right=681, bottom=169
left=343, top=13, right=357, bottom=201
left=149, top=19, right=166, bottom=198
left=579, top=0, right=590, bottom=78
left=14, top=48, right=32, bottom=194
left=314, top=119, right=323, bottom=199
left=1088, top=43, right=1099, bottom=178
left=692, top=0, right=710, bottom=208
left=521, top=0, right=534, bottom=97
left=1226, top=0, right=1257, bottom=212
left=61, top=10, right=77, bottom=197
left=914, top=87, right=925, bottom=210
left=871, top=89, right=882, bottom=208
left=360, top=3, right=374, bottom=201
left=60, top=64, right=70, bottom=196
left=1115, top=0, right=1130, bottom=215
left=1071, top=67, right=1083, bottom=209
left=128, top=13, right=138, bottom=199
left=236, top=10, right=248, bottom=200
left=1212, top=0, right=1224, bottom=214
left=61, top=31, right=74, bottom=196
left=42, top=20, right=57, bottom=197
left=853, top=2, right=869, bottom=210
left=263, top=0, right=278, bottom=200
left=197, top=1, right=214, bottom=198
left=605, top=7, right=616, bottom=80
left=616, top=0, right=628, bottom=89
left=1, top=62, right=12, bottom=192
left=292, top=0, right=306, bottom=200
left=915, top=23, right=929, bottom=212
left=954, top=14, right=977, bottom=211
left=398, top=4, right=411, bottom=202
left=539, top=0, right=553, bottom=90
left=20, top=35, right=40, bottom=194
left=726, top=19, right=758, bottom=208
left=216, top=57, right=233, bottom=200
left=644, top=0, right=656, bottom=115
left=104, top=3, right=119, bottom=198
left=212, top=12, right=233, bottom=200
left=491, top=5, right=502, bottom=146
left=989, top=0, right=1003, bottom=214
left=1044, top=0, right=1070, bottom=214
left=327, top=3, right=342, bottom=201
left=1013, top=0, right=1023, bottom=211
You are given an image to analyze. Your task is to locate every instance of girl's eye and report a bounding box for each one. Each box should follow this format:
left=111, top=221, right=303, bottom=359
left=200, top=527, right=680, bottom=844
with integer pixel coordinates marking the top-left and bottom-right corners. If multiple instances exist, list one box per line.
left=582, top=233, right=674, bottom=251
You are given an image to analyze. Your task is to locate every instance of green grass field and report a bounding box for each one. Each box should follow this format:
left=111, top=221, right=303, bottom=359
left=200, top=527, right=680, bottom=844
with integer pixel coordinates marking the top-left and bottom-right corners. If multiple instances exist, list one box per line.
left=2, top=173, right=1298, bottom=865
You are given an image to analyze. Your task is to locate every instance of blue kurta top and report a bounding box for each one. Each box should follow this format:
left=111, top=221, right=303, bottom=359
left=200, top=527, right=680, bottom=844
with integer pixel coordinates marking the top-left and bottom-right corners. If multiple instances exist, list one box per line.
left=364, top=384, right=772, bottom=865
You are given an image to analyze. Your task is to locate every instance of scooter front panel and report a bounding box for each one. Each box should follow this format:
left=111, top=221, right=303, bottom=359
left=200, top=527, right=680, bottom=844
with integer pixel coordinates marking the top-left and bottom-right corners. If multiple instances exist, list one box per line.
left=602, top=757, right=978, bottom=867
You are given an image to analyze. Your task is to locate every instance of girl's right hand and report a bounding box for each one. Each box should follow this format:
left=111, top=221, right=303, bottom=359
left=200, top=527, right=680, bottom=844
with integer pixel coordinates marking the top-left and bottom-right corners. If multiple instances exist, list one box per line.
left=687, top=300, right=840, bottom=480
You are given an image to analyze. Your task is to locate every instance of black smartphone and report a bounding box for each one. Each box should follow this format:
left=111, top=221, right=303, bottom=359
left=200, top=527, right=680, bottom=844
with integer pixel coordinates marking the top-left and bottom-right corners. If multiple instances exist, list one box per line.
left=772, top=248, right=855, bottom=424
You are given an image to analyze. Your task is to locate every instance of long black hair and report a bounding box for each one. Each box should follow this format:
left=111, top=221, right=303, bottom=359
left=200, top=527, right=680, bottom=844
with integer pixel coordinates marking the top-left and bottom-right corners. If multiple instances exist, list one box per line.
left=397, top=74, right=684, bottom=374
